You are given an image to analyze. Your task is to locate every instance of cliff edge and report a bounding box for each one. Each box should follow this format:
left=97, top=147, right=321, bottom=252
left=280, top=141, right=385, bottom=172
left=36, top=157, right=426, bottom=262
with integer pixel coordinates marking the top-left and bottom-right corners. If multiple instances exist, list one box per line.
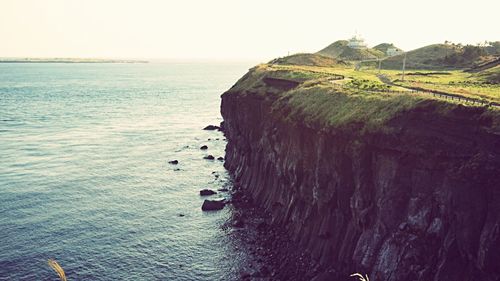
left=221, top=63, right=500, bottom=281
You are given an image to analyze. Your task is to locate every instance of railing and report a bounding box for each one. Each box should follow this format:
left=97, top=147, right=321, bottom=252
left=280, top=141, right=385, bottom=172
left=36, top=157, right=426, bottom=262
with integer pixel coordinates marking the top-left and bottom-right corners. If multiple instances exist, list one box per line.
left=375, top=74, right=499, bottom=108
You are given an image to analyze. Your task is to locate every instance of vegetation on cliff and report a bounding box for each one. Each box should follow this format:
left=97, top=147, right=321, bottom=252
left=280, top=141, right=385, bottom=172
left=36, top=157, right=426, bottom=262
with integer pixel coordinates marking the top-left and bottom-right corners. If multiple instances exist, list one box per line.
left=226, top=53, right=499, bottom=131
left=221, top=35, right=500, bottom=280
left=221, top=50, right=500, bottom=281
left=268, top=53, right=346, bottom=68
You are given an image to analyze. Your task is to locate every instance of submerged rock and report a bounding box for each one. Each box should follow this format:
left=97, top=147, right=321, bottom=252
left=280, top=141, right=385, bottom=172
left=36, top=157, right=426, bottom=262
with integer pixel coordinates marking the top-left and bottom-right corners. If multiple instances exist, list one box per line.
left=168, top=160, right=179, bottom=165
left=201, top=199, right=225, bottom=211
left=199, top=189, right=217, bottom=196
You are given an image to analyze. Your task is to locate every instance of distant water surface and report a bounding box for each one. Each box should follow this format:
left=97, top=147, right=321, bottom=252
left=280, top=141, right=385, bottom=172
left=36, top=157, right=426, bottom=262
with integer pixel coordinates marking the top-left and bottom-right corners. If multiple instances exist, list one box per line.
left=0, top=62, right=253, bottom=280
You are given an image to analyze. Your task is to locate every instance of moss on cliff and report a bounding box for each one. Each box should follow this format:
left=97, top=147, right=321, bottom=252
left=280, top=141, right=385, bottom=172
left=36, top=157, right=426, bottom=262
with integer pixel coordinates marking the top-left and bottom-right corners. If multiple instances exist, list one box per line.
left=276, top=85, right=429, bottom=130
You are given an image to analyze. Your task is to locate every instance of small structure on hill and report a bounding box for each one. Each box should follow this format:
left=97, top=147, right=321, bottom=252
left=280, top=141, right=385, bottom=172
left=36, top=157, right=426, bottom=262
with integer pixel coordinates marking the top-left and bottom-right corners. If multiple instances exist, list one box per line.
left=387, top=46, right=403, bottom=56
left=347, top=34, right=367, bottom=49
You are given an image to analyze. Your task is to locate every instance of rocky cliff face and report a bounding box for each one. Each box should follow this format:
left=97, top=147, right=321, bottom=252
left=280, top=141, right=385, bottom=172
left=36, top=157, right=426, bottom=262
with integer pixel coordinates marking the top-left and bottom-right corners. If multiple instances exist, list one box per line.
left=221, top=68, right=500, bottom=281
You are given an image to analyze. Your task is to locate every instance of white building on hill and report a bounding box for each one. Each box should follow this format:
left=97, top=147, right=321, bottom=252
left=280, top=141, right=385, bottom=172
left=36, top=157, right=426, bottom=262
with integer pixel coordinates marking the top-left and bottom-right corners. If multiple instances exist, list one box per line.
left=387, top=46, right=403, bottom=56
left=347, top=34, right=367, bottom=49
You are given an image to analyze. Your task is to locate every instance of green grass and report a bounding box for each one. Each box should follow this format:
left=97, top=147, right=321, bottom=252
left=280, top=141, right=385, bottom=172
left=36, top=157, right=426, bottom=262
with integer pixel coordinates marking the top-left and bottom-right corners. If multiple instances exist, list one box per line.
left=379, top=69, right=500, bottom=103
left=263, top=62, right=500, bottom=104
left=478, top=65, right=500, bottom=84
left=275, top=84, right=426, bottom=130
left=345, top=79, right=391, bottom=91
left=226, top=62, right=500, bottom=132
left=269, top=53, right=345, bottom=68
left=381, top=43, right=498, bottom=70
left=316, top=40, right=385, bottom=60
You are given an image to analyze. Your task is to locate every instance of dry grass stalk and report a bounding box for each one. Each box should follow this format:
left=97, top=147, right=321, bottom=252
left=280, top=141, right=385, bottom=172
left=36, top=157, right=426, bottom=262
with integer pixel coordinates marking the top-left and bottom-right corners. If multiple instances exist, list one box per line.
left=48, top=259, right=67, bottom=281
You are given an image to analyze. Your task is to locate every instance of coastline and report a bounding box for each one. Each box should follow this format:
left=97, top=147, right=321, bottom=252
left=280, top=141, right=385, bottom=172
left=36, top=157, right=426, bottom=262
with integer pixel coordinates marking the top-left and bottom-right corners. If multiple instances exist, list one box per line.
left=220, top=63, right=500, bottom=280
left=0, top=59, right=148, bottom=63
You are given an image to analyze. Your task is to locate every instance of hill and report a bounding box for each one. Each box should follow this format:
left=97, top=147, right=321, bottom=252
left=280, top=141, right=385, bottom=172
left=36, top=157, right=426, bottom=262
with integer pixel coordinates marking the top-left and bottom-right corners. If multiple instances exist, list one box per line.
left=381, top=44, right=459, bottom=69
left=269, top=53, right=347, bottom=68
left=317, top=40, right=384, bottom=61
left=339, top=47, right=384, bottom=61
left=316, top=40, right=349, bottom=58
left=373, top=43, right=402, bottom=54
left=381, top=43, right=497, bottom=70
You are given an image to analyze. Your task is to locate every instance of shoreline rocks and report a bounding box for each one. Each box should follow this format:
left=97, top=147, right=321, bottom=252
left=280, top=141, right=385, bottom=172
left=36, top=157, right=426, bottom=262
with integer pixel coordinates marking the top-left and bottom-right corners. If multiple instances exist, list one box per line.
left=201, top=199, right=225, bottom=211
left=203, top=125, right=220, bottom=131
left=199, top=189, right=217, bottom=196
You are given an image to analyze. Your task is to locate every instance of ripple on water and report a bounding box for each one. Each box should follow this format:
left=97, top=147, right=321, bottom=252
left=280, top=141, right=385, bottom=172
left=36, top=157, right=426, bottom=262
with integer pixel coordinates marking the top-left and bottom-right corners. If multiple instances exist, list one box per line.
left=0, top=62, right=253, bottom=280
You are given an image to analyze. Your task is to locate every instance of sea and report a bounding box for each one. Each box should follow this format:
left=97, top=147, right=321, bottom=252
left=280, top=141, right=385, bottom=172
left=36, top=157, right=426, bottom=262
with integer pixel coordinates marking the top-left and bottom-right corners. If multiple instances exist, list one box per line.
left=0, top=62, right=254, bottom=280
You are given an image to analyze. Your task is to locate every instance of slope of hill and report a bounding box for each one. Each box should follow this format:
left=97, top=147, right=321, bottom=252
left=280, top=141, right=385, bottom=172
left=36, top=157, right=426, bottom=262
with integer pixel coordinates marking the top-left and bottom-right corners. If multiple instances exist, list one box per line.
left=381, top=44, right=460, bottom=69
left=466, top=57, right=500, bottom=73
left=269, top=53, right=346, bottom=67
left=340, top=47, right=384, bottom=60
left=317, top=40, right=384, bottom=61
left=381, top=43, right=498, bottom=70
left=316, top=40, right=348, bottom=58
left=373, top=43, right=402, bottom=54
left=478, top=64, right=500, bottom=83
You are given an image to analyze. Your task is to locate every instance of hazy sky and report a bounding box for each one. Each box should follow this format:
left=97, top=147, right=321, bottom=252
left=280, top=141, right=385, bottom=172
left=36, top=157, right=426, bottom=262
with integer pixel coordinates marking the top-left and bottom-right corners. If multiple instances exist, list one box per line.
left=1, top=0, right=498, bottom=61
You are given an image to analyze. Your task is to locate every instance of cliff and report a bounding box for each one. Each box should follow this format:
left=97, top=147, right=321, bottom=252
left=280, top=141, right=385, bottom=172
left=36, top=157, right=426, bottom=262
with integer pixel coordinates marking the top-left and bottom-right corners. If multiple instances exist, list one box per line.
left=221, top=65, right=500, bottom=280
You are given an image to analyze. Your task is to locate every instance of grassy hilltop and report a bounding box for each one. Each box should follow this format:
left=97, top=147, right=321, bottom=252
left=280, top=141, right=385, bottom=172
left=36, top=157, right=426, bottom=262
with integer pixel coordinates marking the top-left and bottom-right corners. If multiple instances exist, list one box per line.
left=317, top=40, right=500, bottom=70
left=380, top=43, right=499, bottom=69
left=317, top=40, right=385, bottom=60
left=231, top=50, right=499, bottom=131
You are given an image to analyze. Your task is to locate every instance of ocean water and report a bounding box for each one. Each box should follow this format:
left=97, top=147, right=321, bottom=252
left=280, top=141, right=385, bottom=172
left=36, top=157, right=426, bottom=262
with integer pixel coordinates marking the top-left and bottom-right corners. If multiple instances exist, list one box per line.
left=0, top=62, right=253, bottom=280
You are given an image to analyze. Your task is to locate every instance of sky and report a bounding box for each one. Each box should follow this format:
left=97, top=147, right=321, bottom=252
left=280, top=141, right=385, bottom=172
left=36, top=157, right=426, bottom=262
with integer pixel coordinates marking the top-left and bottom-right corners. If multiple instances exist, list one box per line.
left=0, top=0, right=498, bottom=61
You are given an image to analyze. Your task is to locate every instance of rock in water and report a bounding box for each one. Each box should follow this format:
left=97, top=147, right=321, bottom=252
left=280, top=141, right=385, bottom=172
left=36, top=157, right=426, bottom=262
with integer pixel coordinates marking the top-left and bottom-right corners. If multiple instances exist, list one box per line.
left=199, top=189, right=217, bottom=196
left=201, top=199, right=225, bottom=211
left=200, top=145, right=208, bottom=150
left=203, top=155, right=215, bottom=160
left=217, top=156, right=224, bottom=161
left=203, top=125, right=220, bottom=131
left=168, top=160, right=179, bottom=165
